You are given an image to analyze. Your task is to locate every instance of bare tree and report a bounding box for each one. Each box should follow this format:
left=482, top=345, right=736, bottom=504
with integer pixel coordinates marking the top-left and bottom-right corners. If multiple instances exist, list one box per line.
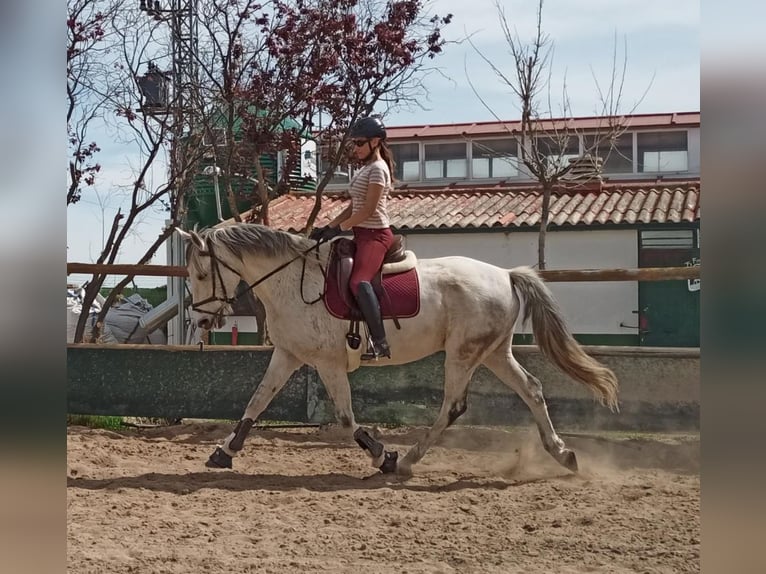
left=468, top=0, right=649, bottom=269
left=69, top=4, right=206, bottom=342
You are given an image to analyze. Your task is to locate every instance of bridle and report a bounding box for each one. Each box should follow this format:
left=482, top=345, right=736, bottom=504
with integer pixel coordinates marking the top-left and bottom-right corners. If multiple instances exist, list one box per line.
left=189, top=238, right=327, bottom=323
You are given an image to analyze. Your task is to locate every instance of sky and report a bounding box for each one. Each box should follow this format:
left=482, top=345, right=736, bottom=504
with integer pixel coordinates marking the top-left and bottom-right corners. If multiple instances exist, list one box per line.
left=66, top=0, right=700, bottom=288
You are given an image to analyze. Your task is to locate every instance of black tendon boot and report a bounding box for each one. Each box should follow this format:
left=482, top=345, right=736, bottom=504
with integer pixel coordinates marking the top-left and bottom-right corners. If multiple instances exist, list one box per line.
left=355, top=281, right=391, bottom=360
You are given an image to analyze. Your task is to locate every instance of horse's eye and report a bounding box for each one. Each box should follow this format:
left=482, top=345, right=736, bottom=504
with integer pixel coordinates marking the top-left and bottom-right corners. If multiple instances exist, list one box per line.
left=197, top=274, right=207, bottom=281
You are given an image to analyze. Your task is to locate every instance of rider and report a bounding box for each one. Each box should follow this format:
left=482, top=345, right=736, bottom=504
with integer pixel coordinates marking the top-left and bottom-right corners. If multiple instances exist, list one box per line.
left=311, top=116, right=395, bottom=359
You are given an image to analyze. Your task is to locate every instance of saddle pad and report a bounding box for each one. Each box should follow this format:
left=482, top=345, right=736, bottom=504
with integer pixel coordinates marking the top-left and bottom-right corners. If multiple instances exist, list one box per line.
left=323, top=256, right=421, bottom=321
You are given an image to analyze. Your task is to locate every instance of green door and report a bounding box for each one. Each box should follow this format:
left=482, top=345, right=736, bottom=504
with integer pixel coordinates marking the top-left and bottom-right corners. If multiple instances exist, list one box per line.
left=638, top=235, right=700, bottom=347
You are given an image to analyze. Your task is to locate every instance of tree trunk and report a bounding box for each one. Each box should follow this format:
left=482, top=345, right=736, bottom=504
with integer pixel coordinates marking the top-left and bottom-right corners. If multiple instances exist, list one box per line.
left=73, top=279, right=105, bottom=343
left=538, top=183, right=553, bottom=270
left=253, top=155, right=270, bottom=226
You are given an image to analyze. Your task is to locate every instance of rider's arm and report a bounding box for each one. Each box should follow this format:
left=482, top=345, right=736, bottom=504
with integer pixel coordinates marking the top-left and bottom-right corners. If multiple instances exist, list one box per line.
left=339, top=183, right=384, bottom=231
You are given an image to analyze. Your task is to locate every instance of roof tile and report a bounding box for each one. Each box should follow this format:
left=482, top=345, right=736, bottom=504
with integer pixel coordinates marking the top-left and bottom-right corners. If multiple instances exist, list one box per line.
left=261, top=180, right=700, bottom=232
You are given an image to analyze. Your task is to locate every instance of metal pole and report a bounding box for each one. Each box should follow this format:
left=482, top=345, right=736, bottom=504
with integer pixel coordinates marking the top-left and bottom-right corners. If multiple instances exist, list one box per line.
left=169, top=0, right=199, bottom=344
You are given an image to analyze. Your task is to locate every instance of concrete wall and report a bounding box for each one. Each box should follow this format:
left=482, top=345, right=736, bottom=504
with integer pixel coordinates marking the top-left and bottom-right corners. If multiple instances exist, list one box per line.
left=404, top=229, right=639, bottom=338
left=68, top=344, right=699, bottom=431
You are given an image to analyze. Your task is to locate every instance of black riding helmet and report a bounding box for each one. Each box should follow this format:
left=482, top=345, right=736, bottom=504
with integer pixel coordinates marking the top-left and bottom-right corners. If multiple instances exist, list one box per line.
left=349, top=116, right=386, bottom=140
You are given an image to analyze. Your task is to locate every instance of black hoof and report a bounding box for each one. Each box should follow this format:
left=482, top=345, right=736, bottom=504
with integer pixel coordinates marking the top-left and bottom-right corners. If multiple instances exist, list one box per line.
left=562, top=450, right=578, bottom=472
left=379, top=450, right=398, bottom=474
left=206, top=446, right=233, bottom=469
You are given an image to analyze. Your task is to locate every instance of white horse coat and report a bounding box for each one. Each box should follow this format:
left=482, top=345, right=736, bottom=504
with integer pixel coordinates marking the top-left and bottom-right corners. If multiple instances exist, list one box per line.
left=179, top=223, right=618, bottom=475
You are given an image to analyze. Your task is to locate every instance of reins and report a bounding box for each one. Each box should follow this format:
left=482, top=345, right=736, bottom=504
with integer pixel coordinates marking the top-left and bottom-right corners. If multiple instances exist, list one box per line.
left=190, top=236, right=328, bottom=318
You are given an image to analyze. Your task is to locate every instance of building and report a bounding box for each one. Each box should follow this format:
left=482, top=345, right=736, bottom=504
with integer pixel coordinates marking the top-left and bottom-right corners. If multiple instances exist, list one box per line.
left=266, top=112, right=701, bottom=347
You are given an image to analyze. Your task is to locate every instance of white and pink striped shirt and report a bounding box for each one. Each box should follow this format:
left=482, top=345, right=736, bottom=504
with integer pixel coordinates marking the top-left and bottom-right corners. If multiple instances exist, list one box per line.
left=348, top=159, right=392, bottom=228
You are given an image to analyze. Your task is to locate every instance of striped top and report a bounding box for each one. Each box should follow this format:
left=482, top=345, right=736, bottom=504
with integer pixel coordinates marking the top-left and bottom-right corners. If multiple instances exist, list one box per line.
left=348, top=159, right=391, bottom=228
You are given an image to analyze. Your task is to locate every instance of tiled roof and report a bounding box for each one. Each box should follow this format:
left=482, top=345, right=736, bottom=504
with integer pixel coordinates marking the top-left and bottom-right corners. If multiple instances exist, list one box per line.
left=265, top=180, right=700, bottom=232
left=385, top=112, right=700, bottom=141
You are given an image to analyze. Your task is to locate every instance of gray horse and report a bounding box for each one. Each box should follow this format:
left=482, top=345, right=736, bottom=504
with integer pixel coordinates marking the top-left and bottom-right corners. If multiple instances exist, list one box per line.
left=178, top=223, right=618, bottom=476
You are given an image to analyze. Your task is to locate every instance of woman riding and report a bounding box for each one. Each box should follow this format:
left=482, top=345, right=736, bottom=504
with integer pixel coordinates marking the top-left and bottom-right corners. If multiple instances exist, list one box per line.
left=311, top=116, right=395, bottom=360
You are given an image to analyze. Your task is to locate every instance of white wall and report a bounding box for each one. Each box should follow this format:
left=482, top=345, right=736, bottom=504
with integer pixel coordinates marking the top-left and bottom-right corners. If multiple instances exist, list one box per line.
left=404, top=229, right=638, bottom=335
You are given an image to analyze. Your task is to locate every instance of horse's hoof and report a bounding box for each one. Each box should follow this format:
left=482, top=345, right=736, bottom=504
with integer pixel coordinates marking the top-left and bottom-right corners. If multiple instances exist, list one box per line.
left=379, top=450, right=398, bottom=474
left=206, top=446, right=233, bottom=469
left=560, top=449, right=578, bottom=472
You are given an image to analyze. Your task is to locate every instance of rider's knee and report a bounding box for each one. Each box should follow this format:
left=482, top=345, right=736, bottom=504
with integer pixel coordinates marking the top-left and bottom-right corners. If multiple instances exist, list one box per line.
left=350, top=278, right=371, bottom=297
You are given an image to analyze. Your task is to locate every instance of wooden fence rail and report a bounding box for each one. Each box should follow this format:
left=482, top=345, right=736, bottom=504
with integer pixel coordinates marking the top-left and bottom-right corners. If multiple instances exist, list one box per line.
left=67, top=262, right=700, bottom=282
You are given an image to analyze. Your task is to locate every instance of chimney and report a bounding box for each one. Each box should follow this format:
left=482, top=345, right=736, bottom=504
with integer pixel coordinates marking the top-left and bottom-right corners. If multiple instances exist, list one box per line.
left=557, top=155, right=604, bottom=193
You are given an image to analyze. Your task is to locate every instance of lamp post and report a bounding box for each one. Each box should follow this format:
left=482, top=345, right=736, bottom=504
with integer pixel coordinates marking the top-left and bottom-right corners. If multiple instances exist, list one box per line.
left=138, top=0, right=199, bottom=344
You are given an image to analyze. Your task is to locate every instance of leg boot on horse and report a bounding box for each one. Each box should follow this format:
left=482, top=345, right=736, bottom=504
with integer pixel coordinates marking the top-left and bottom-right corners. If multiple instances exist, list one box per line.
left=355, top=281, right=391, bottom=360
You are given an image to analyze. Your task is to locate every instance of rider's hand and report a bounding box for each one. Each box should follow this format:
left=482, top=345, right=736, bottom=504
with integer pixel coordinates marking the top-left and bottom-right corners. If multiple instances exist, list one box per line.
left=308, top=226, right=325, bottom=241
left=310, top=226, right=341, bottom=242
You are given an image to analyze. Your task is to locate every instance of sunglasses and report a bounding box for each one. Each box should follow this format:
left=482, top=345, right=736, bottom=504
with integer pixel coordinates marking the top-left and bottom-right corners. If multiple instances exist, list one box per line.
left=352, top=139, right=370, bottom=147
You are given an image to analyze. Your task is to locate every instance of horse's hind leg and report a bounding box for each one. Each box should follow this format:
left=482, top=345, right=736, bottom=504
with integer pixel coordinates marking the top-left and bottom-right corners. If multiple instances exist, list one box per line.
left=482, top=345, right=578, bottom=472
left=397, top=358, right=475, bottom=476
left=206, top=347, right=303, bottom=469
left=314, top=363, right=399, bottom=473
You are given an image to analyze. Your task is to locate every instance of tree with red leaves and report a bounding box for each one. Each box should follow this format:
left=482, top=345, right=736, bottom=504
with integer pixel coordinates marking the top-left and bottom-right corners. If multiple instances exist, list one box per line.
left=67, top=0, right=124, bottom=205
left=68, top=0, right=452, bottom=343
left=193, top=0, right=451, bottom=229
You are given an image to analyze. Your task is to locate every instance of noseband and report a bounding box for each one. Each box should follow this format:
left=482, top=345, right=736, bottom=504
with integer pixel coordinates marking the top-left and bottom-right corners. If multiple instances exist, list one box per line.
left=190, top=239, right=326, bottom=322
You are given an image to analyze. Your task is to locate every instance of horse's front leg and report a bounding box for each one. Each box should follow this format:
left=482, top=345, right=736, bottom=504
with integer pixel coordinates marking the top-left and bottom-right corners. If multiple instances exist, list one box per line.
left=206, top=347, right=303, bottom=469
left=315, top=364, right=398, bottom=474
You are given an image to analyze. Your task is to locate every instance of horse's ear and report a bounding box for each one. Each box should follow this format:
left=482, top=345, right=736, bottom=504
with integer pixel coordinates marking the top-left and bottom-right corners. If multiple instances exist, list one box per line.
left=176, top=228, right=192, bottom=241
left=190, top=230, right=207, bottom=252
left=175, top=227, right=206, bottom=251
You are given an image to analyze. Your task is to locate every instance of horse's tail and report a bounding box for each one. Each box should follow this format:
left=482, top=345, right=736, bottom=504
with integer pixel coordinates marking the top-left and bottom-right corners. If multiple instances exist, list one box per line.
left=508, top=266, right=619, bottom=412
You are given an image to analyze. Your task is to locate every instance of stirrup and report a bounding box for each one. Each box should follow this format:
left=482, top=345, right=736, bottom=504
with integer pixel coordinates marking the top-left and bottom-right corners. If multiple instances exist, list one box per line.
left=361, top=339, right=391, bottom=361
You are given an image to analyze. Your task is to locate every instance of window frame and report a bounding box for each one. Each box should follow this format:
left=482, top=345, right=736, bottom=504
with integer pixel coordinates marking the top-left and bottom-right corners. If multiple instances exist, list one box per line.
left=470, top=137, right=520, bottom=180
left=389, top=140, right=421, bottom=183
left=636, top=130, right=689, bottom=174
left=582, top=131, right=634, bottom=175
left=423, top=140, right=469, bottom=180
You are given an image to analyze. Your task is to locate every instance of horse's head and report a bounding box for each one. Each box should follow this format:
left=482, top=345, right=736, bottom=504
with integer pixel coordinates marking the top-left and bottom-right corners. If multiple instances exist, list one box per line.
left=177, top=228, right=239, bottom=330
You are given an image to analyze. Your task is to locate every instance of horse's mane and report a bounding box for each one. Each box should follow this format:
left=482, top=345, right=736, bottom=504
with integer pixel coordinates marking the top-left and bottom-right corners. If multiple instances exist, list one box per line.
left=197, top=223, right=313, bottom=261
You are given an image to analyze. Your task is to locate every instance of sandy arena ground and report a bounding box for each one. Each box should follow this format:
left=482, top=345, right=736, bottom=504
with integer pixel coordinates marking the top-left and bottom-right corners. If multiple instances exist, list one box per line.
left=67, top=422, right=700, bottom=573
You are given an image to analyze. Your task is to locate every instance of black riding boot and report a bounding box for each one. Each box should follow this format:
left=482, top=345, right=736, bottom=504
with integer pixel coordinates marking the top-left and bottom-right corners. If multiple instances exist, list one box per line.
left=355, top=281, right=391, bottom=360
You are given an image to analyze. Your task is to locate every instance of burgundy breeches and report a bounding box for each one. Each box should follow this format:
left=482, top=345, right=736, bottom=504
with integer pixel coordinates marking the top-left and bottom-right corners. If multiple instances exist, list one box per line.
left=349, top=226, right=395, bottom=296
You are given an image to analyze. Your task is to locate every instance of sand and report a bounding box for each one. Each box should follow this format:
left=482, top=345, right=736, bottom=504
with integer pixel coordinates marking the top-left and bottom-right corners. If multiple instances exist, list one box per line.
left=67, top=422, right=700, bottom=573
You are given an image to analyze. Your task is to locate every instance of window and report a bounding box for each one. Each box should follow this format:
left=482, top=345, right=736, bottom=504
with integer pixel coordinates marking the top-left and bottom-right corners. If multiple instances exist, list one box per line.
left=583, top=133, right=633, bottom=174
left=317, top=143, right=351, bottom=184
left=638, top=131, right=688, bottom=173
left=390, top=143, right=420, bottom=181
left=472, top=139, right=518, bottom=178
left=534, top=136, right=580, bottom=174
left=424, top=142, right=467, bottom=179
left=640, top=229, right=696, bottom=249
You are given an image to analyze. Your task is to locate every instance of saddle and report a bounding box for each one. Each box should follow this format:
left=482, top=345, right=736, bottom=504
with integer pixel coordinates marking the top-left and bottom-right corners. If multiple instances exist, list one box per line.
left=333, top=236, right=413, bottom=312
left=323, top=237, right=420, bottom=358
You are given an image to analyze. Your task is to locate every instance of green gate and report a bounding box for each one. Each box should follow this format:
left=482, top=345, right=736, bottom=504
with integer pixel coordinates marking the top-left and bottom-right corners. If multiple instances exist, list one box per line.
left=638, top=229, right=700, bottom=347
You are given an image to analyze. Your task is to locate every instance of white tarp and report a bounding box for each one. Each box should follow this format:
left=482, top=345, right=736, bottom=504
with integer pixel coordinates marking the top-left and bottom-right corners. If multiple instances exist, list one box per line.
left=67, top=287, right=167, bottom=344
left=105, top=293, right=167, bottom=344
left=67, top=286, right=118, bottom=343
